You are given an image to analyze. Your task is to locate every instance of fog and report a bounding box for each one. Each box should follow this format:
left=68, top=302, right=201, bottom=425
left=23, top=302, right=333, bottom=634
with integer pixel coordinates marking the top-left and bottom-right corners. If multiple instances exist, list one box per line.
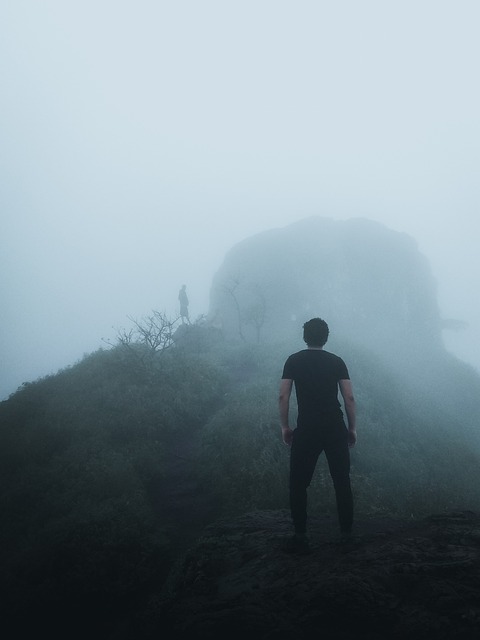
left=1, top=1, right=479, bottom=400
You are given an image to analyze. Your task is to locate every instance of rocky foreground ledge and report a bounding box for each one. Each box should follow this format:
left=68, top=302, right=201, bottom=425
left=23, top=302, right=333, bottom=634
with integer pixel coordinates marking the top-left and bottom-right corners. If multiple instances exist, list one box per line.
left=146, top=509, right=480, bottom=639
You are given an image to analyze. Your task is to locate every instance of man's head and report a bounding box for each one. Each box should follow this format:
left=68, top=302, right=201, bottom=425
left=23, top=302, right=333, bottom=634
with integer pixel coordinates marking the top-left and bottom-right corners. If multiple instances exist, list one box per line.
left=303, top=318, right=329, bottom=347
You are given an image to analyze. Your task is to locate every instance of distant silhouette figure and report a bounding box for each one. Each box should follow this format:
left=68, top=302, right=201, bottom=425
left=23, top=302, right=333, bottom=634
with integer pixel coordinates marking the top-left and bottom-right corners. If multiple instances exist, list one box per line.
left=178, top=285, right=190, bottom=323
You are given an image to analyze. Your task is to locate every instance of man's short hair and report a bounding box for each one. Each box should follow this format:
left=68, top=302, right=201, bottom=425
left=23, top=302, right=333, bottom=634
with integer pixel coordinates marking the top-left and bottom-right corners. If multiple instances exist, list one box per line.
left=303, top=318, right=329, bottom=347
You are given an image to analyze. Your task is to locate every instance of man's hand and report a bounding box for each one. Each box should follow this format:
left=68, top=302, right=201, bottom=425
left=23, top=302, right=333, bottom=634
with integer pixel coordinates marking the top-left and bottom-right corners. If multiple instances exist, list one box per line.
left=282, top=426, right=294, bottom=446
left=279, top=379, right=293, bottom=446
left=347, top=428, right=357, bottom=448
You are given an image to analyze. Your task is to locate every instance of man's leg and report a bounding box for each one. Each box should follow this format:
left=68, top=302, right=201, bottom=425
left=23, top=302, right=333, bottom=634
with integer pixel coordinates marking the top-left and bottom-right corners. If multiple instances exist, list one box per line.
left=324, top=427, right=353, bottom=533
left=289, top=430, right=321, bottom=535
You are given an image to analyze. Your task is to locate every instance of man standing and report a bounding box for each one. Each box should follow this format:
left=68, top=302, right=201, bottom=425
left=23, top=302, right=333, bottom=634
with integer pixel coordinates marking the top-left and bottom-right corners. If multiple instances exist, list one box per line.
left=279, top=318, right=356, bottom=554
left=178, top=285, right=189, bottom=324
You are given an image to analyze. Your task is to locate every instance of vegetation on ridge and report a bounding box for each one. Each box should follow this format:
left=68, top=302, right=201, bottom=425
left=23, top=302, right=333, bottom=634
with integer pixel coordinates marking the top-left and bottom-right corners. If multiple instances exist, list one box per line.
left=1, top=317, right=480, bottom=636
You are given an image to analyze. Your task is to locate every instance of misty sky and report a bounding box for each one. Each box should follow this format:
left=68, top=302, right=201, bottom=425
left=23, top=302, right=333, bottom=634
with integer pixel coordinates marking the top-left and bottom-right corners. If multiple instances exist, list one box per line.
left=1, top=1, right=479, bottom=400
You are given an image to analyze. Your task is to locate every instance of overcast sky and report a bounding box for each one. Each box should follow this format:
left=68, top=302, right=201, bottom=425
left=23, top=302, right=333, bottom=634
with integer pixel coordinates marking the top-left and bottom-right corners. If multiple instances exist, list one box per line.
left=1, top=1, right=479, bottom=400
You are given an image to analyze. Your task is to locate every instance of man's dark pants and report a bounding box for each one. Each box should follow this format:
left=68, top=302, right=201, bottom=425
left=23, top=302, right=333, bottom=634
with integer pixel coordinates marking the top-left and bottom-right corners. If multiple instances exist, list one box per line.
left=290, top=419, right=353, bottom=535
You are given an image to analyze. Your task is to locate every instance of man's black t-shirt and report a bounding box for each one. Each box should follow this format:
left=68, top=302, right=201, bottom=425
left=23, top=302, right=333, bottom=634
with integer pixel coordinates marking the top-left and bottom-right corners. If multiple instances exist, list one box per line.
left=282, top=349, right=349, bottom=427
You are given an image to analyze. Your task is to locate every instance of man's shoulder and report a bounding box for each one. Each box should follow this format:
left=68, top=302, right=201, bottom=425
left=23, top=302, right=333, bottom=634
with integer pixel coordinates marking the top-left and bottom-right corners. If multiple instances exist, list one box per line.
left=282, top=350, right=306, bottom=377
left=322, top=349, right=344, bottom=361
left=288, top=349, right=307, bottom=356
left=323, top=350, right=349, bottom=369
left=285, top=349, right=308, bottom=362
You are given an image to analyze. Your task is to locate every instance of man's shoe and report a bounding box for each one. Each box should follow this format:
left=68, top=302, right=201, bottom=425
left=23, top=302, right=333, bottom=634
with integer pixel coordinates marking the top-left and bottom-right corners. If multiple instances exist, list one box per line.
left=284, top=533, right=312, bottom=555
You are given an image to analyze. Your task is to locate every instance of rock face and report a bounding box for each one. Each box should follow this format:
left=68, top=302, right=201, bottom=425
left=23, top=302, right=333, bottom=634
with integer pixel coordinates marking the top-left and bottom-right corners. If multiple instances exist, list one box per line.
left=153, top=510, right=480, bottom=639
left=208, top=217, right=441, bottom=358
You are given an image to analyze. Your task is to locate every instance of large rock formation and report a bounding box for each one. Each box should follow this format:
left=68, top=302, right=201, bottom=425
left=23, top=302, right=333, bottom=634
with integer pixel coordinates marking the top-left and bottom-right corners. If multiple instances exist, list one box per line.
left=208, top=217, right=442, bottom=358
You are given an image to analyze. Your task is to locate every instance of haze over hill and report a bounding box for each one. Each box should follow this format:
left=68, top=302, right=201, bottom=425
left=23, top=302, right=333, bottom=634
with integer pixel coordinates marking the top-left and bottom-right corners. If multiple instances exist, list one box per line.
left=2, top=2, right=480, bottom=401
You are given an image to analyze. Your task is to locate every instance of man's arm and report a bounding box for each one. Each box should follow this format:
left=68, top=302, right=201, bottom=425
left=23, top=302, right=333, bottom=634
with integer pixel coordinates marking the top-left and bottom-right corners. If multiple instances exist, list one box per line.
left=279, top=378, right=294, bottom=446
left=339, top=378, right=357, bottom=448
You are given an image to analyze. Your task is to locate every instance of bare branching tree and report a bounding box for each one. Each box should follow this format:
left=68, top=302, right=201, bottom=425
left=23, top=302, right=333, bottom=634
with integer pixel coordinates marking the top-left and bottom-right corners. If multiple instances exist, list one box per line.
left=104, top=311, right=180, bottom=367
left=222, top=278, right=246, bottom=342
left=123, top=311, right=179, bottom=353
left=219, top=277, right=268, bottom=343
left=243, top=285, right=267, bottom=343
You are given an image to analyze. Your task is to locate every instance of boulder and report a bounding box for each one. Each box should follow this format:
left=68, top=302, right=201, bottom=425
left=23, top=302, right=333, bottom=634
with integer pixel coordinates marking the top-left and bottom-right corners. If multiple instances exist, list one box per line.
left=154, top=509, right=480, bottom=639
left=208, top=217, right=442, bottom=358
